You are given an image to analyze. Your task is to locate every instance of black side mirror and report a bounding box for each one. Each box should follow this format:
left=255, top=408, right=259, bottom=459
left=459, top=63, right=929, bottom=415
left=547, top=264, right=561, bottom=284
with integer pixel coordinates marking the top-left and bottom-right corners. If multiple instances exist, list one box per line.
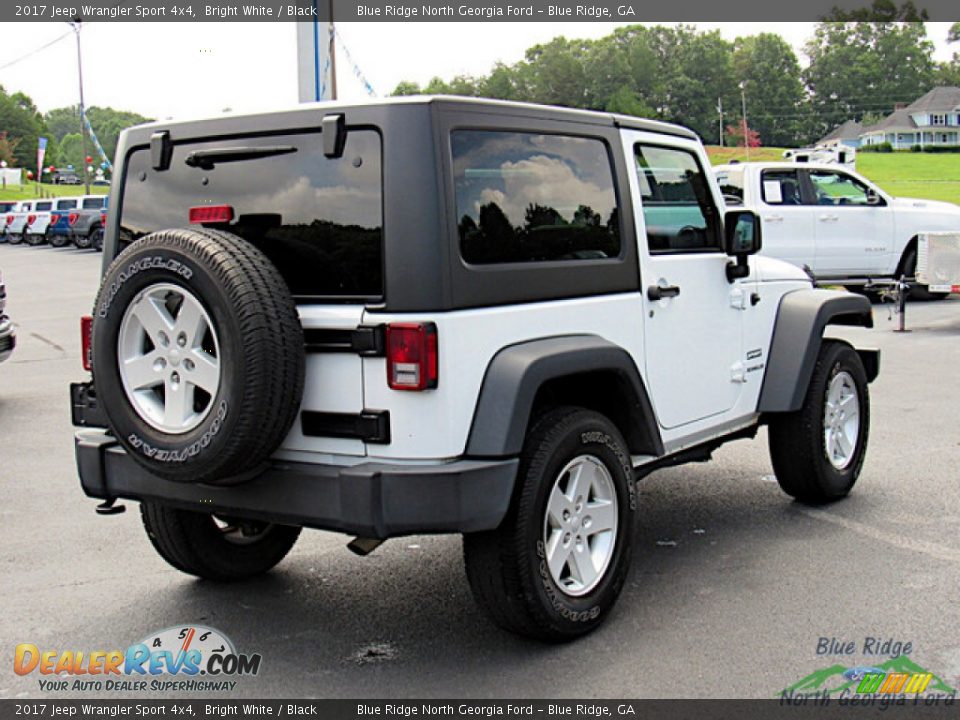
left=866, top=188, right=882, bottom=206
left=724, top=210, right=762, bottom=282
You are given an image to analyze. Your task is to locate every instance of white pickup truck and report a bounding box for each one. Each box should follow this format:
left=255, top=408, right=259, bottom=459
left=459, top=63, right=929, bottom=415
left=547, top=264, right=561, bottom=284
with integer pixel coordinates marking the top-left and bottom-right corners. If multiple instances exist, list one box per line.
left=715, top=161, right=960, bottom=299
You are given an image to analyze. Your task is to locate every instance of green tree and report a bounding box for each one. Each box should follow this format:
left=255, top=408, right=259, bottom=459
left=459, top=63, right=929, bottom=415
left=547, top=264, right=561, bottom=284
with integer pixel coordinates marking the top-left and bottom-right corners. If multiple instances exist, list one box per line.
left=734, top=34, right=810, bottom=147
left=938, top=23, right=960, bottom=86
left=392, top=81, right=422, bottom=96
left=804, top=20, right=935, bottom=137
left=57, top=133, right=85, bottom=172
left=0, top=87, right=48, bottom=170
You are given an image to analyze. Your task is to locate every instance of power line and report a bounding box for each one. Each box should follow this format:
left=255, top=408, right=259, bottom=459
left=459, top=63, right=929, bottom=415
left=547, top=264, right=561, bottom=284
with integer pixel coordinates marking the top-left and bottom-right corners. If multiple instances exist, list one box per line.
left=0, top=30, right=73, bottom=73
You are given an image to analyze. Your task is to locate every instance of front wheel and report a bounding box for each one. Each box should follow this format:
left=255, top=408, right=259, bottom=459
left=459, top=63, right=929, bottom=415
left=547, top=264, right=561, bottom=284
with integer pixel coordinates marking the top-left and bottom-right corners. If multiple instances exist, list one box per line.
left=140, top=502, right=301, bottom=581
left=768, top=341, right=870, bottom=504
left=463, top=407, right=636, bottom=641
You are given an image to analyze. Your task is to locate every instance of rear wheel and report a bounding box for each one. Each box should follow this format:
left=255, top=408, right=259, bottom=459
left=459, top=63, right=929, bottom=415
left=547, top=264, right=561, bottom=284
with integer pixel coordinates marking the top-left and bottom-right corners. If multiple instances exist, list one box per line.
left=91, top=228, right=104, bottom=251
left=768, top=342, right=870, bottom=504
left=50, top=233, right=69, bottom=248
left=140, top=502, right=301, bottom=580
left=26, top=233, right=45, bottom=246
left=8, top=232, right=23, bottom=245
left=75, top=230, right=94, bottom=249
left=463, top=407, right=636, bottom=641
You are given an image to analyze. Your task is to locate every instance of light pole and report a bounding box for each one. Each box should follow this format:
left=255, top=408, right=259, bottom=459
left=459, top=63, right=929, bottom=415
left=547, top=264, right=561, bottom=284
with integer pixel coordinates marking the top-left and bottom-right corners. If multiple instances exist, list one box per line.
left=69, top=18, right=91, bottom=195
left=739, top=81, right=750, bottom=161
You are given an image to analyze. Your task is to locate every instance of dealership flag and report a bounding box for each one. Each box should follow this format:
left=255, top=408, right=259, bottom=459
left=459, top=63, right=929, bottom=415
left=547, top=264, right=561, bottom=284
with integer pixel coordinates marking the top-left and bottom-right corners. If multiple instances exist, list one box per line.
left=37, top=137, right=48, bottom=175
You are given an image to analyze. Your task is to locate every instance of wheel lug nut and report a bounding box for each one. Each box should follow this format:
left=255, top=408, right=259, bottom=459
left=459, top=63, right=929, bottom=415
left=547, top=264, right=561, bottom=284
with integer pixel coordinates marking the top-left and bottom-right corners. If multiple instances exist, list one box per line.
left=177, top=333, right=187, bottom=347
left=171, top=372, right=180, bottom=384
left=153, top=358, right=166, bottom=371
left=158, top=332, right=169, bottom=347
left=183, top=358, right=195, bottom=371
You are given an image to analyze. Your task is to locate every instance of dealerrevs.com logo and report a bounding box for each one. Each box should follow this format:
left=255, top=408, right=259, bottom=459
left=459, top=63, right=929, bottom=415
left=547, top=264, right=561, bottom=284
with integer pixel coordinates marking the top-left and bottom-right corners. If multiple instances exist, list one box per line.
left=14, top=626, right=260, bottom=693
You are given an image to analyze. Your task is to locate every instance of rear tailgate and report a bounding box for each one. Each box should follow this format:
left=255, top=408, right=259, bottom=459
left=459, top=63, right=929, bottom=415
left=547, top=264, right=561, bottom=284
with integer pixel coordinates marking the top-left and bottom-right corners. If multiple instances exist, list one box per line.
left=116, top=126, right=384, bottom=458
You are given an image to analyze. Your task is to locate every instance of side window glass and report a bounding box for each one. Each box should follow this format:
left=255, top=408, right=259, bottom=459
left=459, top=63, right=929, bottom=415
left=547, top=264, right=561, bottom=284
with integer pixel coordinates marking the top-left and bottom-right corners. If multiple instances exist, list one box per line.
left=808, top=171, right=869, bottom=206
left=452, top=131, right=620, bottom=265
left=760, top=170, right=803, bottom=206
left=634, top=144, right=721, bottom=254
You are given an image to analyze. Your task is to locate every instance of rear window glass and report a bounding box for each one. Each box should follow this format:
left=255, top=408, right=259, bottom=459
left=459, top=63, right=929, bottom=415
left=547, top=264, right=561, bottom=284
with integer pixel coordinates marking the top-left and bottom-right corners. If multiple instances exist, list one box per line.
left=0, top=202, right=15, bottom=212
left=452, top=131, right=620, bottom=265
left=36, top=201, right=53, bottom=211
left=715, top=168, right=744, bottom=205
left=82, top=197, right=105, bottom=210
left=120, top=129, right=383, bottom=300
left=57, top=199, right=78, bottom=210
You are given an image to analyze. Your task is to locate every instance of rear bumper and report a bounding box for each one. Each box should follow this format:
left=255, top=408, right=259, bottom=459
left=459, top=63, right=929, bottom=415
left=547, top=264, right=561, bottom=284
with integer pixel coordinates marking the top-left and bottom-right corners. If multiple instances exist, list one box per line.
left=0, top=317, right=15, bottom=363
left=75, top=429, right=518, bottom=539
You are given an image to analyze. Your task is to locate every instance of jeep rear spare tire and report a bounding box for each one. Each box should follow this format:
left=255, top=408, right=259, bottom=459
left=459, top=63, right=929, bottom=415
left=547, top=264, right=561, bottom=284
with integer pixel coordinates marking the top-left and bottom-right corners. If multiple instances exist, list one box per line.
left=91, top=228, right=305, bottom=485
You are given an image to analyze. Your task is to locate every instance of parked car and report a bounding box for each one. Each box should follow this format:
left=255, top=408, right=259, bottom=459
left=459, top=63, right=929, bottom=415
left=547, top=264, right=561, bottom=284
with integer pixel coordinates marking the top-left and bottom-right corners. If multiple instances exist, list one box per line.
left=23, top=198, right=68, bottom=246
left=68, top=196, right=108, bottom=250
left=72, top=98, right=879, bottom=641
left=5, top=201, right=51, bottom=245
left=0, top=202, right=18, bottom=242
left=41, top=197, right=82, bottom=247
left=54, top=172, right=82, bottom=185
left=715, top=161, right=960, bottom=299
left=0, top=269, right=15, bottom=364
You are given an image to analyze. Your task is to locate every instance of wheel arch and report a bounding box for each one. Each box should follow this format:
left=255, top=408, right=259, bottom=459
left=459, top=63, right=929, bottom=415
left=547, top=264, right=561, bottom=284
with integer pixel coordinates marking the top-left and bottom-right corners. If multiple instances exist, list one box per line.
left=465, top=335, right=664, bottom=458
left=758, top=289, right=877, bottom=414
left=894, top=236, right=919, bottom=277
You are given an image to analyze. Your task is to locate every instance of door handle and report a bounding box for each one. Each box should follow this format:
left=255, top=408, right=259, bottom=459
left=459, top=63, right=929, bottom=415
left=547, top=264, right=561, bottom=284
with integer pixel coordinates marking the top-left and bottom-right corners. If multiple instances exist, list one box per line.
left=819, top=214, right=839, bottom=222
left=765, top=215, right=784, bottom=223
left=647, top=284, right=681, bottom=301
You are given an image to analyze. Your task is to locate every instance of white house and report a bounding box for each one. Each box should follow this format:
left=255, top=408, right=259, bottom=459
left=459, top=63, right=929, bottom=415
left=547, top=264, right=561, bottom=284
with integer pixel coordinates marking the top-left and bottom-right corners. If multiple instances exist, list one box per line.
left=859, top=86, right=960, bottom=149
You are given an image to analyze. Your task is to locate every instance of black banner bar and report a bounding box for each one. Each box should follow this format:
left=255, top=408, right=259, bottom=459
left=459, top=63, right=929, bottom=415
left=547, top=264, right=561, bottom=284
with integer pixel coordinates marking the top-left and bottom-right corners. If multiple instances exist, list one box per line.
left=4, top=0, right=960, bottom=22
left=2, top=699, right=959, bottom=720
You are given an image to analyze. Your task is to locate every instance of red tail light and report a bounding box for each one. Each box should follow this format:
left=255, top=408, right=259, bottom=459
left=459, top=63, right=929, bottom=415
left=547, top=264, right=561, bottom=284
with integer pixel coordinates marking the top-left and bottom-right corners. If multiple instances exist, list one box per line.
left=5, top=215, right=13, bottom=224
left=50, top=214, right=60, bottom=225
left=189, top=205, right=234, bottom=225
left=386, top=323, right=438, bottom=391
left=99, top=213, right=106, bottom=226
left=68, top=213, right=80, bottom=226
left=81, top=316, right=93, bottom=371
left=27, top=214, right=36, bottom=226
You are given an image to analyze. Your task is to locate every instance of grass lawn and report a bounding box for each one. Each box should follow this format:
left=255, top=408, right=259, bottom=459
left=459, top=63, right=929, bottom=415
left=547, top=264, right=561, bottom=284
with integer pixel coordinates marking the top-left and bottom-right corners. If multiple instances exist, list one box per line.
left=706, top=146, right=960, bottom=205
left=0, top=182, right=109, bottom=202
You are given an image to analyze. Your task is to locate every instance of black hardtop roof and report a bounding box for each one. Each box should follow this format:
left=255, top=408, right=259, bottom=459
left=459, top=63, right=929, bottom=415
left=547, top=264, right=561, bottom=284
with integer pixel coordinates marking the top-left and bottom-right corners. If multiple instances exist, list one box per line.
left=127, top=95, right=699, bottom=143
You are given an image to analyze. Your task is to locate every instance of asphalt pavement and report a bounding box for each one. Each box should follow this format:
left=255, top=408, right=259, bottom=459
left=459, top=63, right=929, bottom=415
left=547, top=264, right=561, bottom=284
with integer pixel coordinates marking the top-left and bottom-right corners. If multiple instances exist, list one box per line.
left=1, top=241, right=959, bottom=700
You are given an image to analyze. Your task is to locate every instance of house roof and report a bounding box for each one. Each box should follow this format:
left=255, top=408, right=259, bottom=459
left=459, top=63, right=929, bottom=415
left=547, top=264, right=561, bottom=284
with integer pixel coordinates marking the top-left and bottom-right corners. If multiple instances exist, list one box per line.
left=861, top=108, right=918, bottom=135
left=905, top=86, right=960, bottom=114
left=858, top=86, right=960, bottom=137
left=819, top=120, right=863, bottom=144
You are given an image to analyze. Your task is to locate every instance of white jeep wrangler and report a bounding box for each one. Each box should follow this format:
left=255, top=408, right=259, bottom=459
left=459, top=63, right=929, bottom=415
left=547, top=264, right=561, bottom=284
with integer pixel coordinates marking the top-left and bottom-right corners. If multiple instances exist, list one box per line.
left=72, top=98, right=879, bottom=641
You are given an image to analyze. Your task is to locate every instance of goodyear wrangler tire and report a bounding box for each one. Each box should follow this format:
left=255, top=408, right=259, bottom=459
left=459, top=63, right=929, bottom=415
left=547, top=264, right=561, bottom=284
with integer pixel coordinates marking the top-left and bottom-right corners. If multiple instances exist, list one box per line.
left=463, top=407, right=636, bottom=642
left=91, top=228, right=305, bottom=485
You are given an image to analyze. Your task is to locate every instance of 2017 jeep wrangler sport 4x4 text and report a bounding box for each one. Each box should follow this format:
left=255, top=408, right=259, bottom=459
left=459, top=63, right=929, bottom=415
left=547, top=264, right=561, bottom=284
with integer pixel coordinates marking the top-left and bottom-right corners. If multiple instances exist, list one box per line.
left=72, top=97, right=879, bottom=641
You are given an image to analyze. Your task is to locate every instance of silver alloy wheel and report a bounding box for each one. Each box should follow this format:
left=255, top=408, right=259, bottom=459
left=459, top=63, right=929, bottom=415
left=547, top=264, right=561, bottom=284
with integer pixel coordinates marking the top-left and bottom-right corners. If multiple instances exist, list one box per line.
left=118, top=282, right=221, bottom=435
left=542, top=455, right=618, bottom=597
left=823, top=371, right=860, bottom=470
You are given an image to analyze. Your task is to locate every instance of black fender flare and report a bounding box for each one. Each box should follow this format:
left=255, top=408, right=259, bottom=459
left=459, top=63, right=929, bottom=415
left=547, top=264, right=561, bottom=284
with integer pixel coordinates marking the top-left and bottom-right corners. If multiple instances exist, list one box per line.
left=758, top=289, right=877, bottom=414
left=465, top=335, right=664, bottom=458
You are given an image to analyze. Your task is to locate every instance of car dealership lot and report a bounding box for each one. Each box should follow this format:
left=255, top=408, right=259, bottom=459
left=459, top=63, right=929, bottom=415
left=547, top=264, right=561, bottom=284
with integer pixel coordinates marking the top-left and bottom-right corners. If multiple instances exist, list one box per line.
left=1, top=242, right=959, bottom=699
